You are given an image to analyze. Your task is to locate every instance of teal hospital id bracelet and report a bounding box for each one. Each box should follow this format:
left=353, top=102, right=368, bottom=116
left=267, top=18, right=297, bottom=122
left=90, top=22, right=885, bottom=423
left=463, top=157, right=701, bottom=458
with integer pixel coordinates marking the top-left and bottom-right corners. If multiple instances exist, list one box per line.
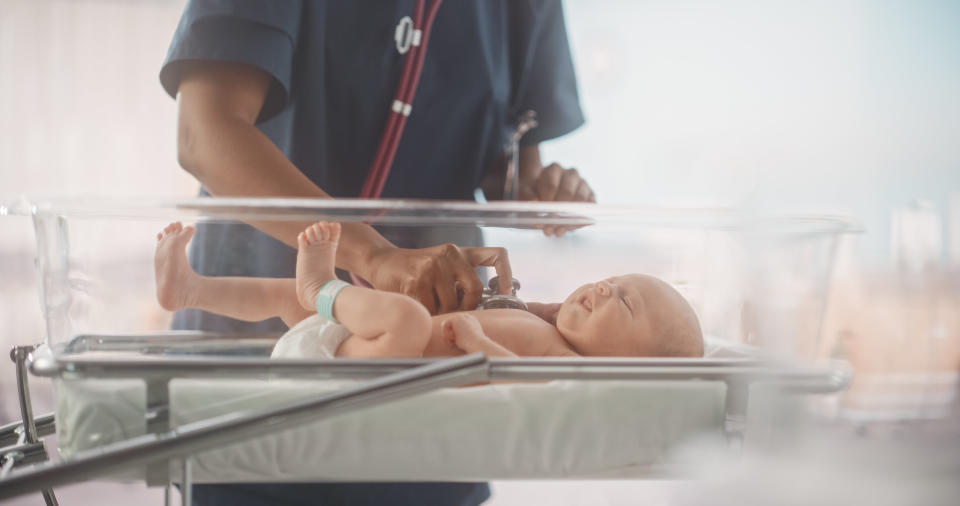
left=314, top=279, right=350, bottom=323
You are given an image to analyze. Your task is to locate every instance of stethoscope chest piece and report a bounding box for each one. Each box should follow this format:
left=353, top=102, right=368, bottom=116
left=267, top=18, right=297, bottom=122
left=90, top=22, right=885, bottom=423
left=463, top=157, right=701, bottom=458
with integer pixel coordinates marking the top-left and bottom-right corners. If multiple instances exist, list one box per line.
left=478, top=276, right=527, bottom=311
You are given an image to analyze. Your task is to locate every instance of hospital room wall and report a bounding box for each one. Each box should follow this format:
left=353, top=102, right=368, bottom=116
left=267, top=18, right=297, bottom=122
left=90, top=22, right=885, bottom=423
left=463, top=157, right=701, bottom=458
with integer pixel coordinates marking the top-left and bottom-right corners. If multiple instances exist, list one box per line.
left=548, top=0, right=960, bottom=267
left=0, top=0, right=194, bottom=428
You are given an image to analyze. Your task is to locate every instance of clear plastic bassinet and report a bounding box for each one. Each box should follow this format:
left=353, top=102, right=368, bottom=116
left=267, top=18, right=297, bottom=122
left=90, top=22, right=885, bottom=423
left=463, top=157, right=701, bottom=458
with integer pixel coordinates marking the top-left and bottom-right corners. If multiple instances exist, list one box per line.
left=4, top=197, right=857, bottom=361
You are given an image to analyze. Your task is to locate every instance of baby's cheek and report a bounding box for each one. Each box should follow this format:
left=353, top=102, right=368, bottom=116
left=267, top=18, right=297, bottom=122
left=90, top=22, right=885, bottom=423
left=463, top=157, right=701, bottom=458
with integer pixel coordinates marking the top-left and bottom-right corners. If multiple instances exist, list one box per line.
left=555, top=310, right=577, bottom=336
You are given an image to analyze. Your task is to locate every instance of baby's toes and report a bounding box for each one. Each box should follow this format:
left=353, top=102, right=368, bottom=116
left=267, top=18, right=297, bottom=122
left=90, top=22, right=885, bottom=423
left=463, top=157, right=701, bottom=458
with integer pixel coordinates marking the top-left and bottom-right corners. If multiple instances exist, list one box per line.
left=305, top=224, right=319, bottom=243
left=327, top=222, right=341, bottom=242
left=318, top=222, right=330, bottom=241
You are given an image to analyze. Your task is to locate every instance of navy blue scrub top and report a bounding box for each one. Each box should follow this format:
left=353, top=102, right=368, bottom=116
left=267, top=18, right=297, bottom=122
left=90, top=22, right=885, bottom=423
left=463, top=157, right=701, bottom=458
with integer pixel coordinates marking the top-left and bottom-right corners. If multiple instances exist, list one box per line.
left=160, top=0, right=584, bottom=201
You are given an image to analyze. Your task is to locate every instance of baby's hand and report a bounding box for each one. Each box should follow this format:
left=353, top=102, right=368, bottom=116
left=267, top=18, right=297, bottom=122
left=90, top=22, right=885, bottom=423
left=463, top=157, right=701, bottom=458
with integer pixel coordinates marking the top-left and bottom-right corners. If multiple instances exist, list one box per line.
left=442, top=313, right=519, bottom=358
left=442, top=313, right=487, bottom=350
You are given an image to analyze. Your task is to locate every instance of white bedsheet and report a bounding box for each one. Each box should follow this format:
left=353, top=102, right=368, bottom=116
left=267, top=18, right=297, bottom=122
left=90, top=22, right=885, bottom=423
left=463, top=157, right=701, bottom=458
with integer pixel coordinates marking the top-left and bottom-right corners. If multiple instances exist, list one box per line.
left=55, top=377, right=727, bottom=482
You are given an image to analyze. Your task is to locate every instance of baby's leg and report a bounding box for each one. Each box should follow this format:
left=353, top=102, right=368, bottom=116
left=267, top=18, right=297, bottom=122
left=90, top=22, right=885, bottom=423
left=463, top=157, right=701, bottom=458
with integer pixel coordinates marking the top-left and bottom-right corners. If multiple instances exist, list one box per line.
left=155, top=222, right=311, bottom=326
left=442, top=313, right=517, bottom=358
left=296, top=222, right=431, bottom=358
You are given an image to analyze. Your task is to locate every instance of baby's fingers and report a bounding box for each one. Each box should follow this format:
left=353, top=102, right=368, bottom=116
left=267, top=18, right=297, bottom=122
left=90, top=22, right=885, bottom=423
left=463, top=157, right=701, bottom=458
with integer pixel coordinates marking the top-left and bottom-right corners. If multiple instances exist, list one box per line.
left=441, top=319, right=457, bottom=346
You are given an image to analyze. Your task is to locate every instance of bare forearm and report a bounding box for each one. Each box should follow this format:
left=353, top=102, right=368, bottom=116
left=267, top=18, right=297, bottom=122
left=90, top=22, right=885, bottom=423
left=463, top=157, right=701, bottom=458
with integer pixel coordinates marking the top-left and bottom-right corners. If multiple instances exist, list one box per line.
left=179, top=115, right=393, bottom=276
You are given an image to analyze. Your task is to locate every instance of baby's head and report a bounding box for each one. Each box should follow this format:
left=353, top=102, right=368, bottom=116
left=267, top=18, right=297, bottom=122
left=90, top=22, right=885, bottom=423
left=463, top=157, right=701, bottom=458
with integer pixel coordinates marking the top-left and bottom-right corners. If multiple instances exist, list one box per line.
left=555, top=274, right=703, bottom=358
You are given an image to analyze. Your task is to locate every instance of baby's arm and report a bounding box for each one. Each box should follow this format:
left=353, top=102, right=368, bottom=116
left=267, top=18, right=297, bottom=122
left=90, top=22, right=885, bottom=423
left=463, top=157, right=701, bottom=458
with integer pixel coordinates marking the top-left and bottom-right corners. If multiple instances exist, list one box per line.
left=296, top=222, right=432, bottom=358
left=441, top=314, right=517, bottom=358
left=424, top=308, right=580, bottom=358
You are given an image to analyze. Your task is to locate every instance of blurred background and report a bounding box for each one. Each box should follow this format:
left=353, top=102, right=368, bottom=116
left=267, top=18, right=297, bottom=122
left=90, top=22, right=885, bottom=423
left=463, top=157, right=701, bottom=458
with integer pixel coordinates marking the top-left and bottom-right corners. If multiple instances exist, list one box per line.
left=1, top=0, right=958, bottom=504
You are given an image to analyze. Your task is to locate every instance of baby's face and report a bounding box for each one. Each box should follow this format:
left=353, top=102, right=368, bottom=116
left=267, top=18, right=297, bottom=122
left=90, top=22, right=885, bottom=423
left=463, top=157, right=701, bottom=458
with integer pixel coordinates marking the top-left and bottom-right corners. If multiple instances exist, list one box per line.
left=555, top=274, right=660, bottom=356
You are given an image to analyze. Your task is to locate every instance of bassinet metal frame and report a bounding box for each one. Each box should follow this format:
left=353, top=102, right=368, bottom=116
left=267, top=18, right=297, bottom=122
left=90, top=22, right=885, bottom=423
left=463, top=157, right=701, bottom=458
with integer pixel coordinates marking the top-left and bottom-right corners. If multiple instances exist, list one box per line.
left=1, top=332, right=852, bottom=505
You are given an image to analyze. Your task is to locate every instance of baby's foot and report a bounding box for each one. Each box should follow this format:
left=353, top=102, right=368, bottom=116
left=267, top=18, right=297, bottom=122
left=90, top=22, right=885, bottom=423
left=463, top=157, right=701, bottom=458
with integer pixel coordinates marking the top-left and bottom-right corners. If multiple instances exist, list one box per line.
left=296, top=222, right=342, bottom=312
left=154, top=222, right=198, bottom=311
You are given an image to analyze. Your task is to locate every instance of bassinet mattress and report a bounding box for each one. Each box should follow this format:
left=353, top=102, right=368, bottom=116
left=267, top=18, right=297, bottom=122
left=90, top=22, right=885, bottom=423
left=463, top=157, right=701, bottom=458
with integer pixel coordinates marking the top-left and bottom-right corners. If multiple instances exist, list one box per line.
left=55, top=377, right=727, bottom=482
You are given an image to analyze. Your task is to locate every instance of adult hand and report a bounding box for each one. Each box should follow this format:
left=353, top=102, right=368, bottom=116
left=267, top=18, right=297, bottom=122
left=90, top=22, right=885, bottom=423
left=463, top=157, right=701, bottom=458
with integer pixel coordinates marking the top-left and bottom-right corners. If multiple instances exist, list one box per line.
left=364, top=244, right=514, bottom=315
left=519, top=162, right=596, bottom=237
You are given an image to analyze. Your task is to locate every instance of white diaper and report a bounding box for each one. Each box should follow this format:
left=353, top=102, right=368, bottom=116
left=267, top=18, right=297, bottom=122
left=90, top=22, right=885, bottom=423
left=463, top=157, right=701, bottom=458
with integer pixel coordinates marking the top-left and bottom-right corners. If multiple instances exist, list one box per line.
left=270, top=314, right=353, bottom=359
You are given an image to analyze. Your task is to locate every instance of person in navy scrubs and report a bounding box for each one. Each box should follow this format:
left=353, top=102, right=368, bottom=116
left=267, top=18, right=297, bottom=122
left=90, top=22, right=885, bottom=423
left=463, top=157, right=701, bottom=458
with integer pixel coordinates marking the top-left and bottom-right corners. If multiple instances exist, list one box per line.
left=160, top=1, right=593, bottom=504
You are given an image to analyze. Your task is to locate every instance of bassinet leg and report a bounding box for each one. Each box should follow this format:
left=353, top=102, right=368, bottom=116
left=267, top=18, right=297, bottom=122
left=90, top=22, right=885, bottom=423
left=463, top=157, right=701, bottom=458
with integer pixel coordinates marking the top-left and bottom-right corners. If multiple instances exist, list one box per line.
left=724, top=379, right=749, bottom=450
left=9, top=345, right=59, bottom=505
left=41, top=488, right=60, bottom=506
left=145, top=379, right=171, bottom=486
left=180, top=458, right=192, bottom=506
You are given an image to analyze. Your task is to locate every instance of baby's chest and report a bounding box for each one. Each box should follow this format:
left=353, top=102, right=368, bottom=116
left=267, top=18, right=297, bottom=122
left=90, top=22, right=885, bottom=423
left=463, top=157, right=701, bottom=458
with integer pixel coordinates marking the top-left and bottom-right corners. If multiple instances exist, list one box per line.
left=475, top=311, right=566, bottom=356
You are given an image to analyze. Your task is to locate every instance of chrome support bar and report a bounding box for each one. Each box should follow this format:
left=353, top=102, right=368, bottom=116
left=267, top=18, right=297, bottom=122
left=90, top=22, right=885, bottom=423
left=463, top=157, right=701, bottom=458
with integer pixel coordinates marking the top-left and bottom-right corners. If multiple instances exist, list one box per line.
left=11, top=346, right=40, bottom=443
left=42, top=488, right=60, bottom=506
left=6, top=345, right=59, bottom=505
left=0, top=353, right=489, bottom=501
left=1, top=451, right=20, bottom=478
left=0, top=442, right=48, bottom=474
left=0, top=414, right=55, bottom=448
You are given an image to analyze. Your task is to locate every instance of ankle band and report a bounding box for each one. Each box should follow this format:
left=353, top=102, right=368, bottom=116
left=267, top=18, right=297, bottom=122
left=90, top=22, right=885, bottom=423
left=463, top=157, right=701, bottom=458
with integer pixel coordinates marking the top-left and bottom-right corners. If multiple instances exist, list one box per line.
left=314, top=279, right=350, bottom=323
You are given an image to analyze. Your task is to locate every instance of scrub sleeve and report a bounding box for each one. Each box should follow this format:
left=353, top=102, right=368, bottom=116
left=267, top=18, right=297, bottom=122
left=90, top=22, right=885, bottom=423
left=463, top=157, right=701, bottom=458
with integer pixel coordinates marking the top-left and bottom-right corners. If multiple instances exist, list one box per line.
left=159, top=1, right=300, bottom=123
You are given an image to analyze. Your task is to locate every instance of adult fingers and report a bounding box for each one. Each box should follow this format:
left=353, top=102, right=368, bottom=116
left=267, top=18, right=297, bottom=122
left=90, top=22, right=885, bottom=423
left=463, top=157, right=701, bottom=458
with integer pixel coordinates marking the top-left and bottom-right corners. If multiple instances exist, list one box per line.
left=410, top=274, right=438, bottom=315
left=464, top=246, right=513, bottom=295
left=573, top=179, right=595, bottom=202
left=395, top=256, right=438, bottom=314
left=534, top=163, right=564, bottom=201
left=543, top=225, right=570, bottom=238
left=553, top=167, right=582, bottom=201
left=434, top=245, right=464, bottom=313
left=456, top=271, right=484, bottom=312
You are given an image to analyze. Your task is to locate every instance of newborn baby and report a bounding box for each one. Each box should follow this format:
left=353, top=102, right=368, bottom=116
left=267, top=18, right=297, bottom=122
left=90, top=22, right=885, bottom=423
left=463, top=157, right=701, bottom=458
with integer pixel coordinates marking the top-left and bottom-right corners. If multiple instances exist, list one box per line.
left=155, top=222, right=703, bottom=359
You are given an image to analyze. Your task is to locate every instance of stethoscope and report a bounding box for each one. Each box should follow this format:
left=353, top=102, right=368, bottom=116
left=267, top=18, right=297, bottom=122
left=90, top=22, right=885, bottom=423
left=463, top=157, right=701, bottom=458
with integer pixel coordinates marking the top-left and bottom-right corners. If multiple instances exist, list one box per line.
left=359, top=0, right=445, bottom=199
left=358, top=0, right=538, bottom=201
left=479, top=276, right=527, bottom=311
left=354, top=1, right=533, bottom=305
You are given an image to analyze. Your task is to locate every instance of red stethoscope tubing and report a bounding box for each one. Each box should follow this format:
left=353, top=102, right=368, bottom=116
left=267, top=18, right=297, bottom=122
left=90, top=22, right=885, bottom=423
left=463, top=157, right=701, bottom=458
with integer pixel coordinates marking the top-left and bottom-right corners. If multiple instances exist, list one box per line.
left=360, top=0, right=444, bottom=199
